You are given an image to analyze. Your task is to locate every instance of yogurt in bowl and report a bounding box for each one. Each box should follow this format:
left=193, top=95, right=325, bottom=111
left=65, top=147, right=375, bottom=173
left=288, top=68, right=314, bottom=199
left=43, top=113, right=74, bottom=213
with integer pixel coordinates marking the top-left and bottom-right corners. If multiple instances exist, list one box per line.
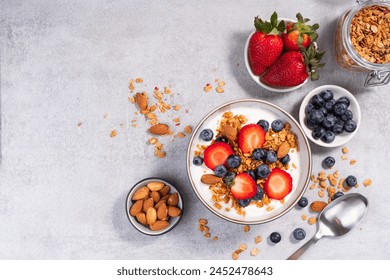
left=186, top=99, right=312, bottom=224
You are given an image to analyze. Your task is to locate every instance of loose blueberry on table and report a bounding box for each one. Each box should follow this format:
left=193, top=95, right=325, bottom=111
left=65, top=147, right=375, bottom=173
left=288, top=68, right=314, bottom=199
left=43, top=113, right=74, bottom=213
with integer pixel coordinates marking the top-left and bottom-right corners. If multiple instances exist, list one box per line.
left=270, top=232, right=282, bottom=243
left=293, top=228, right=306, bottom=240
left=323, top=156, right=335, bottom=168
left=297, top=197, right=308, bottom=208
left=345, top=175, right=357, bottom=187
left=332, top=191, right=344, bottom=200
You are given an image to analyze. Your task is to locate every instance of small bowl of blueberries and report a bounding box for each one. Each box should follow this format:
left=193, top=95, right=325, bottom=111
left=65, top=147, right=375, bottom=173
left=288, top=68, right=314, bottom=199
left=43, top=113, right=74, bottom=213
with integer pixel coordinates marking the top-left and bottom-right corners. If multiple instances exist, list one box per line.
left=299, top=85, right=361, bottom=147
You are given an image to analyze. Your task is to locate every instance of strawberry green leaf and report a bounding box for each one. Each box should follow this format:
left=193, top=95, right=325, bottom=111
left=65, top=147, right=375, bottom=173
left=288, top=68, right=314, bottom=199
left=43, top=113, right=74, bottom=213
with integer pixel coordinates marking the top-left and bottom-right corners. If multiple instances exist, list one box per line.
left=277, top=20, right=285, bottom=32
left=312, top=23, right=320, bottom=30
left=271, top=12, right=278, bottom=28
left=296, top=13, right=304, bottom=23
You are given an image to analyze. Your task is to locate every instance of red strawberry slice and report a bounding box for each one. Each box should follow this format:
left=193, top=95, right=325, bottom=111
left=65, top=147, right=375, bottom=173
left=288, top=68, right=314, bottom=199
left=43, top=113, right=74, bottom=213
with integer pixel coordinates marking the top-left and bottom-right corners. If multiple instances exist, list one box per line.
left=231, top=173, right=257, bottom=200
left=264, top=168, right=293, bottom=200
left=238, top=124, right=266, bottom=153
left=203, top=142, right=234, bottom=171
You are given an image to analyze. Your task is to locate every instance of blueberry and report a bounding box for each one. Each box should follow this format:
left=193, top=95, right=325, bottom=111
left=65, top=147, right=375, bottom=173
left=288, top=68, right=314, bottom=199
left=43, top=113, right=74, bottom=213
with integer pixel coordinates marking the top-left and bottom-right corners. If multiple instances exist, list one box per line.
left=320, top=90, right=334, bottom=101
left=346, top=175, right=357, bottom=187
left=305, top=103, right=315, bottom=115
left=266, top=150, right=277, bottom=163
left=270, top=232, right=281, bottom=243
left=341, top=110, right=353, bottom=122
left=293, top=228, right=306, bottom=241
left=332, top=120, right=345, bottom=135
left=323, top=156, right=335, bottom=168
left=200, top=129, right=214, bottom=141
left=215, top=136, right=228, bottom=143
left=332, top=191, right=344, bottom=200
left=280, top=154, right=290, bottom=165
left=245, top=170, right=257, bottom=181
left=193, top=156, right=203, bottom=166
left=227, top=154, right=241, bottom=169
left=319, top=107, right=328, bottom=116
left=252, top=185, right=264, bottom=201
left=306, top=119, right=319, bottom=130
left=309, top=109, right=324, bottom=124
left=334, top=103, right=347, bottom=116
left=237, top=199, right=251, bottom=208
left=257, top=119, right=269, bottom=132
left=298, top=197, right=308, bottom=208
left=214, top=165, right=227, bottom=177
left=223, top=171, right=236, bottom=185
left=325, top=99, right=336, bottom=112
left=255, top=164, right=270, bottom=179
left=252, top=148, right=267, bottom=161
left=344, top=119, right=357, bottom=133
left=322, top=114, right=337, bottom=129
left=336, top=97, right=350, bottom=107
left=311, top=94, right=325, bottom=108
left=271, top=119, right=284, bottom=132
left=312, top=126, right=326, bottom=140
left=321, top=130, right=336, bottom=143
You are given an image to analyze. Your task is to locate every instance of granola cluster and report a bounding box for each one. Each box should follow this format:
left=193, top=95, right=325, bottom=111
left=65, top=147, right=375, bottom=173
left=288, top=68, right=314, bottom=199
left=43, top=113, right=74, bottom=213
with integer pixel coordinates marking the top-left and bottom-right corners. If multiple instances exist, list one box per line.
left=350, top=5, right=390, bottom=64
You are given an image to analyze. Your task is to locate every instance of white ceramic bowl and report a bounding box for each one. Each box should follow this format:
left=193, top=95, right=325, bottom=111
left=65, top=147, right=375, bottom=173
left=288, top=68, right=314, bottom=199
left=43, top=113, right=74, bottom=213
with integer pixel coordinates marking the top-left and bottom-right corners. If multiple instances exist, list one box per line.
left=126, top=178, right=183, bottom=236
left=186, top=99, right=312, bottom=224
left=244, top=18, right=308, bottom=93
left=299, top=85, right=361, bottom=148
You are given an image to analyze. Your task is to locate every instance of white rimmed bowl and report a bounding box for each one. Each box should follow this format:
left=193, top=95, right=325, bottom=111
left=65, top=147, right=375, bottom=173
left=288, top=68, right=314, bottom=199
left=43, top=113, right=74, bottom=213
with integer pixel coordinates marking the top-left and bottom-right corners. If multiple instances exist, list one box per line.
left=126, top=177, right=184, bottom=236
left=244, top=18, right=309, bottom=93
left=186, top=99, right=312, bottom=224
left=299, top=85, right=361, bottom=148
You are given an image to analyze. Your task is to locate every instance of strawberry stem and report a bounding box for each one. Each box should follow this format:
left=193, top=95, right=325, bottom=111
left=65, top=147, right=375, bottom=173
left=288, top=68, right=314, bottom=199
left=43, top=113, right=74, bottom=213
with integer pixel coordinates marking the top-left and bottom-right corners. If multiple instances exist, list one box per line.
left=300, top=44, right=326, bottom=81
left=254, top=12, right=285, bottom=35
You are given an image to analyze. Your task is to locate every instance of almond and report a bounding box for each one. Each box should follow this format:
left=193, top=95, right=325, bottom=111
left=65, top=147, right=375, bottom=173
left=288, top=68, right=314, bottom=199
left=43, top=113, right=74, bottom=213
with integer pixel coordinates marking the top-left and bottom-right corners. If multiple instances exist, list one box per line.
left=150, top=191, right=161, bottom=203
left=168, top=206, right=182, bottom=217
left=167, top=193, right=179, bottom=206
left=129, top=200, right=143, bottom=216
left=146, top=207, right=157, bottom=225
left=310, top=201, right=328, bottom=212
left=149, top=124, right=169, bottom=135
left=135, top=93, right=148, bottom=110
left=143, top=198, right=154, bottom=212
left=149, top=220, right=170, bottom=231
left=277, top=141, right=290, bottom=158
left=157, top=203, right=168, bottom=221
left=201, top=174, right=221, bottom=185
left=159, top=185, right=171, bottom=196
left=155, top=199, right=167, bottom=209
left=132, top=186, right=150, bottom=200
left=136, top=212, right=147, bottom=225
left=221, top=124, right=237, bottom=142
left=147, top=181, right=164, bottom=191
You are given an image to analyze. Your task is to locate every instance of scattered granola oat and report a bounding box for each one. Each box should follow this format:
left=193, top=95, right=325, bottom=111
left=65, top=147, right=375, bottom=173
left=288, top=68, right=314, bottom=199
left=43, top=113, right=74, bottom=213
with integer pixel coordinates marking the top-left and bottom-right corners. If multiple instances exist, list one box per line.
left=255, top=235, right=262, bottom=244
left=204, top=84, right=212, bottom=92
left=77, top=122, right=82, bottom=127
left=212, top=236, right=218, bottom=241
left=243, top=225, right=250, bottom=232
left=341, top=155, right=347, bottom=160
left=232, top=252, right=239, bottom=260
left=239, top=244, right=247, bottom=251
left=363, top=179, right=372, bottom=187
left=350, top=159, right=357, bottom=165
left=308, top=217, right=317, bottom=225
left=301, top=213, right=308, bottom=221
left=216, top=87, right=224, bottom=93
left=135, top=78, right=143, bottom=83
left=110, top=130, right=117, bottom=138
left=250, top=248, right=259, bottom=256
left=184, top=125, right=193, bottom=135
left=342, top=147, right=349, bottom=154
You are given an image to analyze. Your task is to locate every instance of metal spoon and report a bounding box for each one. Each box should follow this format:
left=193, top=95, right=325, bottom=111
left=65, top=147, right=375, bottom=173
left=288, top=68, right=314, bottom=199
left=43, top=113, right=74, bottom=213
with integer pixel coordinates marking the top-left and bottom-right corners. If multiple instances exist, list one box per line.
left=288, top=193, right=369, bottom=260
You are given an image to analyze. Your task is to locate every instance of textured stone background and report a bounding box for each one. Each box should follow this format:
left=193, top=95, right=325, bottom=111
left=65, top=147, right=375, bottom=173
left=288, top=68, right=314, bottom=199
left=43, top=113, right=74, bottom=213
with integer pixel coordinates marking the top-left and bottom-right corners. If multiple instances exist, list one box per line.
left=0, top=0, right=389, bottom=259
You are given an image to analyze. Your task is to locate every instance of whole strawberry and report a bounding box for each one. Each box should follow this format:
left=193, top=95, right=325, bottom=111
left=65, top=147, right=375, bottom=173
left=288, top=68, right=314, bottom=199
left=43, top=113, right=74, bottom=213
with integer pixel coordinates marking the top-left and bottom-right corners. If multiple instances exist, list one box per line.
left=282, top=13, right=319, bottom=51
left=261, top=44, right=325, bottom=87
left=248, top=12, right=285, bottom=75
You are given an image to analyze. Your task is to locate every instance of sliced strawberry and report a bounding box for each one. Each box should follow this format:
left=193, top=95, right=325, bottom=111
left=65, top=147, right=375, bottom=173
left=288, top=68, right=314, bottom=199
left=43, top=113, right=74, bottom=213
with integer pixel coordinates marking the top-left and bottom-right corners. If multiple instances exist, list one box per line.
left=231, top=173, right=257, bottom=200
left=203, top=142, right=234, bottom=171
left=238, top=124, right=266, bottom=154
left=264, top=168, right=293, bottom=200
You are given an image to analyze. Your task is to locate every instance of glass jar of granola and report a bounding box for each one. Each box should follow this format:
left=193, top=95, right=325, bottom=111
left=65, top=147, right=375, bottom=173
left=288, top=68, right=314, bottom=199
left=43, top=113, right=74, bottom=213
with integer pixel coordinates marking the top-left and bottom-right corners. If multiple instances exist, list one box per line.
left=334, top=0, right=390, bottom=86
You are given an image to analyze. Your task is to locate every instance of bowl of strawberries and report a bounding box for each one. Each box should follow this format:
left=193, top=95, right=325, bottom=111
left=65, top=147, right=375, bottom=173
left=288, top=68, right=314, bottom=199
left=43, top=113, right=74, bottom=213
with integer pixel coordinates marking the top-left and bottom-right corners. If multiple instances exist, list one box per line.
left=244, top=12, right=325, bottom=92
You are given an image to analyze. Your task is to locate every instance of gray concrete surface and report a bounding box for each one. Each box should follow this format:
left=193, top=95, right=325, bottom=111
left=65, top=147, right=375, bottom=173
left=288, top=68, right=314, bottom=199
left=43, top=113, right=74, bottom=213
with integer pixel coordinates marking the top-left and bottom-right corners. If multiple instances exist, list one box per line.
left=0, top=0, right=389, bottom=259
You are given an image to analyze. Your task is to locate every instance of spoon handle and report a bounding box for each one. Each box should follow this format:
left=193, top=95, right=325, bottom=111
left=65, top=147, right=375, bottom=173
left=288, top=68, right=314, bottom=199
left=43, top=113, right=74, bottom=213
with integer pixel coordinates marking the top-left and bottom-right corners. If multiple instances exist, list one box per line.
left=287, top=233, right=322, bottom=260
